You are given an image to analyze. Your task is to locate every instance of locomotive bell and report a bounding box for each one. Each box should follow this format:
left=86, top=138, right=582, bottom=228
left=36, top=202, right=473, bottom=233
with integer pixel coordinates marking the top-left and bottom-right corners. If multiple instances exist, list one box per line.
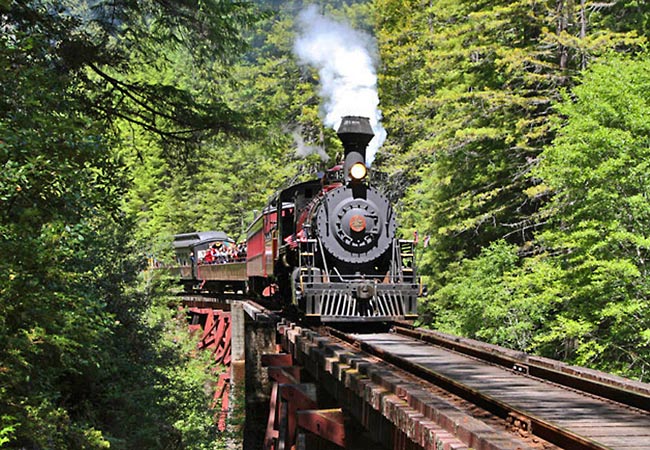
left=337, top=116, right=374, bottom=182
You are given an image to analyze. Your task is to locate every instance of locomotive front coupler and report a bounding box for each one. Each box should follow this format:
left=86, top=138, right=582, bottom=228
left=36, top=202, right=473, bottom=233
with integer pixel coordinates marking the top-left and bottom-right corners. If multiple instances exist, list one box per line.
left=354, top=282, right=376, bottom=300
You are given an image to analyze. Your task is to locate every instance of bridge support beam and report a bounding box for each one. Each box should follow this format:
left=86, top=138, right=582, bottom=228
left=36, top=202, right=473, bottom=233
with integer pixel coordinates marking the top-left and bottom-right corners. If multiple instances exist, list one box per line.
left=242, top=302, right=280, bottom=449
left=276, top=322, right=471, bottom=450
left=186, top=307, right=233, bottom=431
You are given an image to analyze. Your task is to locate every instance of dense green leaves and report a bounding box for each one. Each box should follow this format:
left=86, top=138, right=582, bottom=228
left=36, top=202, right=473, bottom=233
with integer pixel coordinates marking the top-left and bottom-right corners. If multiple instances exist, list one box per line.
left=378, top=0, right=645, bottom=271
left=377, top=0, right=649, bottom=380
left=122, top=0, right=382, bottom=248
left=426, top=240, right=565, bottom=351
left=1, top=0, right=257, bottom=447
left=409, top=53, right=650, bottom=379
left=1, top=8, right=123, bottom=446
left=528, top=55, right=650, bottom=376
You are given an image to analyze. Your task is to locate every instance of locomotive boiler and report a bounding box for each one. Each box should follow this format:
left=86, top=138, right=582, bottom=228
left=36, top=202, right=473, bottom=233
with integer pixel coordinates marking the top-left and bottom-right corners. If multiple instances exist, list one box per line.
left=246, top=116, right=422, bottom=322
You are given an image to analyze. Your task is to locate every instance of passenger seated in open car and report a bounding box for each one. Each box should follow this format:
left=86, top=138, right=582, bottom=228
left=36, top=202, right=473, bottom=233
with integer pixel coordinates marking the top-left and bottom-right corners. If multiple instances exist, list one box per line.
left=226, top=245, right=237, bottom=262
left=202, top=250, right=214, bottom=264
left=236, top=242, right=247, bottom=261
left=214, top=245, right=226, bottom=264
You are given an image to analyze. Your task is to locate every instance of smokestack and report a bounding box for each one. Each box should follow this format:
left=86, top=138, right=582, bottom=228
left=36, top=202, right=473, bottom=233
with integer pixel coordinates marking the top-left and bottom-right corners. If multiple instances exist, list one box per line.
left=337, top=116, right=374, bottom=162
left=293, top=8, right=387, bottom=164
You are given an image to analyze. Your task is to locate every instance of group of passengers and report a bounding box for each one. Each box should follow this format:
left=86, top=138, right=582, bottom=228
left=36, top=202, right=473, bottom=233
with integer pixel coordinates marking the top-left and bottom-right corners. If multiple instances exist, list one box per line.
left=201, top=242, right=247, bottom=265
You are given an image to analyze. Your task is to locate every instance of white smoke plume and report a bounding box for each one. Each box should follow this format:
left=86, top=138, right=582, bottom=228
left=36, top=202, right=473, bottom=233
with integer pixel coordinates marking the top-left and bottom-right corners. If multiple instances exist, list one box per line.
left=293, top=6, right=386, bottom=165
left=291, top=126, right=329, bottom=161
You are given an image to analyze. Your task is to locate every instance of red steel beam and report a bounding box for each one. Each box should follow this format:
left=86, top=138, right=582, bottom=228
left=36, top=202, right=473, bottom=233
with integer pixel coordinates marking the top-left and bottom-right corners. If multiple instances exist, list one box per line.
left=296, top=408, right=346, bottom=448
left=279, top=384, right=318, bottom=446
left=264, top=383, right=280, bottom=450
left=261, top=353, right=293, bottom=367
left=268, top=366, right=301, bottom=385
left=187, top=308, right=232, bottom=434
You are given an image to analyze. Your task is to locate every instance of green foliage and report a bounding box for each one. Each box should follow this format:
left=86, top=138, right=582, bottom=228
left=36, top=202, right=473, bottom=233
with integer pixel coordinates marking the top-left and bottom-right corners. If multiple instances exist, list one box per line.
left=1, top=0, right=253, bottom=447
left=417, top=53, right=650, bottom=379
left=425, top=241, right=564, bottom=351
left=1, top=4, right=125, bottom=445
left=123, top=0, right=379, bottom=253
left=378, top=0, right=646, bottom=276
left=62, top=0, right=256, bottom=152
left=529, top=54, right=650, bottom=378
left=378, top=0, right=649, bottom=380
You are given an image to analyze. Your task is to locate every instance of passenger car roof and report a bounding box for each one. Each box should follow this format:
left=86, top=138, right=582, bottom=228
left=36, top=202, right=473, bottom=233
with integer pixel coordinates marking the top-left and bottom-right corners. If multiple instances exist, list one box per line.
left=173, top=231, right=230, bottom=249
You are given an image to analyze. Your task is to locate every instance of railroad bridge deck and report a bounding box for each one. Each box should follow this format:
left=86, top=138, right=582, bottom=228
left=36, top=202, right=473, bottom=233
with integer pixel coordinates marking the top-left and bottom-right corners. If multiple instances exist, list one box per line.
left=186, top=298, right=650, bottom=449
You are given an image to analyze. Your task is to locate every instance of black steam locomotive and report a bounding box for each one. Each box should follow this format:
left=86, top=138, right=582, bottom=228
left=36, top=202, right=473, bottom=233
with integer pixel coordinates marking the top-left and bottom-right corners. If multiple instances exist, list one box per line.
left=174, top=116, right=422, bottom=322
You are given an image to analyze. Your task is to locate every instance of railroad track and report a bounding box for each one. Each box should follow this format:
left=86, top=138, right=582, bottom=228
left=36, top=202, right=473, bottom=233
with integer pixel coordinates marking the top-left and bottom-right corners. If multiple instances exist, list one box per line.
left=321, top=324, right=650, bottom=450
left=202, top=301, right=650, bottom=449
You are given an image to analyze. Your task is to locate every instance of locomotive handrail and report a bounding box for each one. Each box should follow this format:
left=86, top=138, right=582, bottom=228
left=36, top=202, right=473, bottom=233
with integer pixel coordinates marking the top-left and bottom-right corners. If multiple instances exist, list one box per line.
left=316, top=237, right=330, bottom=280
left=390, top=240, right=396, bottom=280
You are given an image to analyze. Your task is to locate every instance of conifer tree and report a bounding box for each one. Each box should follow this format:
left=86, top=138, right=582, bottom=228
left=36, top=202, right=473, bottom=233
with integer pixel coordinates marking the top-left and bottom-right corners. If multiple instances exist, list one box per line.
left=376, top=0, right=645, bottom=284
left=531, top=54, right=650, bottom=378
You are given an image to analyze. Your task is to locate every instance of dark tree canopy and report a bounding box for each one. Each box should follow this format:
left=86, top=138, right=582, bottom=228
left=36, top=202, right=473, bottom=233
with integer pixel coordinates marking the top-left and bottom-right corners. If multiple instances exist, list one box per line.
left=5, top=0, right=256, bottom=148
left=1, top=0, right=258, bottom=447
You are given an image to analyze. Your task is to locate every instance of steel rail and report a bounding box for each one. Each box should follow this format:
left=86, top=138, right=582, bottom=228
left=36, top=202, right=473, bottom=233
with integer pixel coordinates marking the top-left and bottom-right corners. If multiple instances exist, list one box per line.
left=393, top=325, right=650, bottom=413
left=326, top=326, right=614, bottom=450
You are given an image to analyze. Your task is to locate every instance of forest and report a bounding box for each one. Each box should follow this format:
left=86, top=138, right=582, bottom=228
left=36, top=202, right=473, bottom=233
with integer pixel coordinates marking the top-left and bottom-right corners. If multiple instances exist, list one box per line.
left=1, top=0, right=649, bottom=448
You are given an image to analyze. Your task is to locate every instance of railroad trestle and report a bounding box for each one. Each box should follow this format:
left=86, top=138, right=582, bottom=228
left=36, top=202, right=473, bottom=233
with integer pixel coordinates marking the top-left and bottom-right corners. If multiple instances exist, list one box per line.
left=185, top=299, right=650, bottom=450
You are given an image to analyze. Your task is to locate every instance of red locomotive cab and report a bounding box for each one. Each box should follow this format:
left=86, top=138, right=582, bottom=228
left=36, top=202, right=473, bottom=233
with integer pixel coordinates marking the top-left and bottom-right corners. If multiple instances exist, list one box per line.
left=246, top=202, right=295, bottom=296
left=246, top=209, right=273, bottom=279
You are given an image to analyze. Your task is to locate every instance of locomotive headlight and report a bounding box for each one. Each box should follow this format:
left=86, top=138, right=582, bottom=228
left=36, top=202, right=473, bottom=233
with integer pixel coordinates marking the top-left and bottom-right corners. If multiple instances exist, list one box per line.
left=349, top=162, right=367, bottom=180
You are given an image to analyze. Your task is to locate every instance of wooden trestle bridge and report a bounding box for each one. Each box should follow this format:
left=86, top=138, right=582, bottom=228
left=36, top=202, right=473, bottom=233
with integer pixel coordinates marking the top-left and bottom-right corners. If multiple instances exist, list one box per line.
left=184, top=297, right=650, bottom=450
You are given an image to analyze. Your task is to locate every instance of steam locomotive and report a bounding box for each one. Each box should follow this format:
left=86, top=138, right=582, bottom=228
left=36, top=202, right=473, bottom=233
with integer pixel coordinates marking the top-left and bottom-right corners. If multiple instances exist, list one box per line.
left=173, top=116, right=422, bottom=322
